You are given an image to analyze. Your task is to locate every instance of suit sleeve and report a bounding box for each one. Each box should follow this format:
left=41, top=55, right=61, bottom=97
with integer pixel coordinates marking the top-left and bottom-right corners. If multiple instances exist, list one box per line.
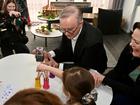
left=80, top=43, right=107, bottom=73
left=53, top=35, right=73, bottom=62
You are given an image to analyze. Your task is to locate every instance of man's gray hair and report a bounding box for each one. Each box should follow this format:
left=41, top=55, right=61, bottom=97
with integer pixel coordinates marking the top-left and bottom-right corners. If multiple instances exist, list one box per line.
left=59, top=5, right=83, bottom=22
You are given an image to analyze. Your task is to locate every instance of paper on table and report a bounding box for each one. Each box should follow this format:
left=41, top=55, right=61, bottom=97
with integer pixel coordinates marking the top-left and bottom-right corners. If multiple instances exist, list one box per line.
left=0, top=82, right=17, bottom=105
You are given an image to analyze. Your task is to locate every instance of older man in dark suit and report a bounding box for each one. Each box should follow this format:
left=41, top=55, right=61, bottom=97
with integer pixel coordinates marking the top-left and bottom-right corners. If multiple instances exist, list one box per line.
left=44, top=5, right=107, bottom=73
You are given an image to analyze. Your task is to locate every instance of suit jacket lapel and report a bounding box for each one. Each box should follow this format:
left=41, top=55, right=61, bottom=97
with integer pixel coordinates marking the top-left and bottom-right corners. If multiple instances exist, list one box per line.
left=74, top=26, right=86, bottom=57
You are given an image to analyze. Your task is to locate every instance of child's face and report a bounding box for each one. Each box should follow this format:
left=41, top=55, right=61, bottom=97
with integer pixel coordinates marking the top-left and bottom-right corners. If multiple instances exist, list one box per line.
left=7, top=2, right=16, bottom=12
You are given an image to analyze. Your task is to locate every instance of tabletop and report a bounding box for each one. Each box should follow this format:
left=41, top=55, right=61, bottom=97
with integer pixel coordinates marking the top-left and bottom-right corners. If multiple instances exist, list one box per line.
left=30, top=24, right=62, bottom=38
left=0, top=54, right=112, bottom=105
left=0, top=54, right=65, bottom=104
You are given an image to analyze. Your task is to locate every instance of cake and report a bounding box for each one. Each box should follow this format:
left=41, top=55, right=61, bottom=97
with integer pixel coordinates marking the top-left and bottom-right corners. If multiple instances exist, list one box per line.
left=42, top=4, right=58, bottom=19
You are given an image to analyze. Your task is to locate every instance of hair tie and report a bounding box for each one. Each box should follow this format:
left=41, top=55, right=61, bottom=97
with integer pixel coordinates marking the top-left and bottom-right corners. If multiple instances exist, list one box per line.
left=82, top=89, right=98, bottom=105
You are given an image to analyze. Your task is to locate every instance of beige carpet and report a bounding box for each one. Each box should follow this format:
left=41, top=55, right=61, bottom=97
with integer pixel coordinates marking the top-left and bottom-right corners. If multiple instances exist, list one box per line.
left=104, top=45, right=117, bottom=68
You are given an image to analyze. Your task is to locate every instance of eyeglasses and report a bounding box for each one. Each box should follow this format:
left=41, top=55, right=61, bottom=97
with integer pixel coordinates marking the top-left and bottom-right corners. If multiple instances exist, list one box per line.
left=60, top=24, right=80, bottom=35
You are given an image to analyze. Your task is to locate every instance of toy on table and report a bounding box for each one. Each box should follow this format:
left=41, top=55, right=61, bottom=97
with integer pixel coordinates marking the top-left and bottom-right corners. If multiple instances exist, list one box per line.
left=35, top=47, right=44, bottom=62
left=49, top=72, right=55, bottom=78
left=35, top=72, right=41, bottom=89
left=43, top=71, right=50, bottom=89
left=35, top=71, right=50, bottom=90
left=43, top=78, right=50, bottom=89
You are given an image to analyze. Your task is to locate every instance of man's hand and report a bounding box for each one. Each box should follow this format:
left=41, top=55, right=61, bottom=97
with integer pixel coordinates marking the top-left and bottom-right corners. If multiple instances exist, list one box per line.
left=43, top=52, right=58, bottom=67
left=32, top=49, right=58, bottom=67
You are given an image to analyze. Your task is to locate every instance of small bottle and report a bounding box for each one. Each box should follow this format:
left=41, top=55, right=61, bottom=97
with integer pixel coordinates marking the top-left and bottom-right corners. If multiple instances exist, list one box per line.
left=49, top=72, right=55, bottom=78
left=43, top=78, right=50, bottom=90
left=35, top=77, right=41, bottom=89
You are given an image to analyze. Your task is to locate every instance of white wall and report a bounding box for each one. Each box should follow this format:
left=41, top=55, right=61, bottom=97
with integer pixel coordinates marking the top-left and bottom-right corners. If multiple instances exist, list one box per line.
left=132, top=5, right=140, bottom=28
left=122, top=0, right=136, bottom=33
left=27, top=0, right=48, bottom=22
left=122, top=0, right=140, bottom=33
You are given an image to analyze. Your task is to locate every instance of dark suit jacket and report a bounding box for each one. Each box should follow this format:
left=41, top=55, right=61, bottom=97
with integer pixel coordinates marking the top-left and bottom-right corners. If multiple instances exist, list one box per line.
left=103, top=43, right=140, bottom=105
left=53, top=21, right=107, bottom=73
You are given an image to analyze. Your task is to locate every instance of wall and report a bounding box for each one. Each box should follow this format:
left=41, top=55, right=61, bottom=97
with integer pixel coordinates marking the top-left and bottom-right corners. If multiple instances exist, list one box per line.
left=122, top=0, right=140, bottom=33
left=132, top=5, right=140, bottom=28
left=27, top=0, right=48, bottom=22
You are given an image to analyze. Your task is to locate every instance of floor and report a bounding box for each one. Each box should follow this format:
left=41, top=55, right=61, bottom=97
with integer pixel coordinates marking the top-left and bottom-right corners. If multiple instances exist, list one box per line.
left=103, top=31, right=131, bottom=72
left=103, top=31, right=131, bottom=61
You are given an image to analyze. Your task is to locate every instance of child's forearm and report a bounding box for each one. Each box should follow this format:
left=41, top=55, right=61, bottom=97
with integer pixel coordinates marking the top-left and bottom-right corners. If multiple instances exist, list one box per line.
left=45, top=65, right=63, bottom=79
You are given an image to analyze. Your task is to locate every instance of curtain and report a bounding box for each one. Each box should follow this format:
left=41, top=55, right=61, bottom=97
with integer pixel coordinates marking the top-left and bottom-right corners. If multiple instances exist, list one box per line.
left=112, top=0, right=124, bottom=10
left=27, top=0, right=48, bottom=22
left=16, top=0, right=31, bottom=25
left=16, top=0, right=29, bottom=18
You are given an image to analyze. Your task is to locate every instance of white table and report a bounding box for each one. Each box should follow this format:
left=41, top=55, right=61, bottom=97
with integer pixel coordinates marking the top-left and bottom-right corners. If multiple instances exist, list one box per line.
left=0, top=54, right=65, bottom=104
left=0, top=54, right=112, bottom=105
left=30, top=24, right=62, bottom=47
